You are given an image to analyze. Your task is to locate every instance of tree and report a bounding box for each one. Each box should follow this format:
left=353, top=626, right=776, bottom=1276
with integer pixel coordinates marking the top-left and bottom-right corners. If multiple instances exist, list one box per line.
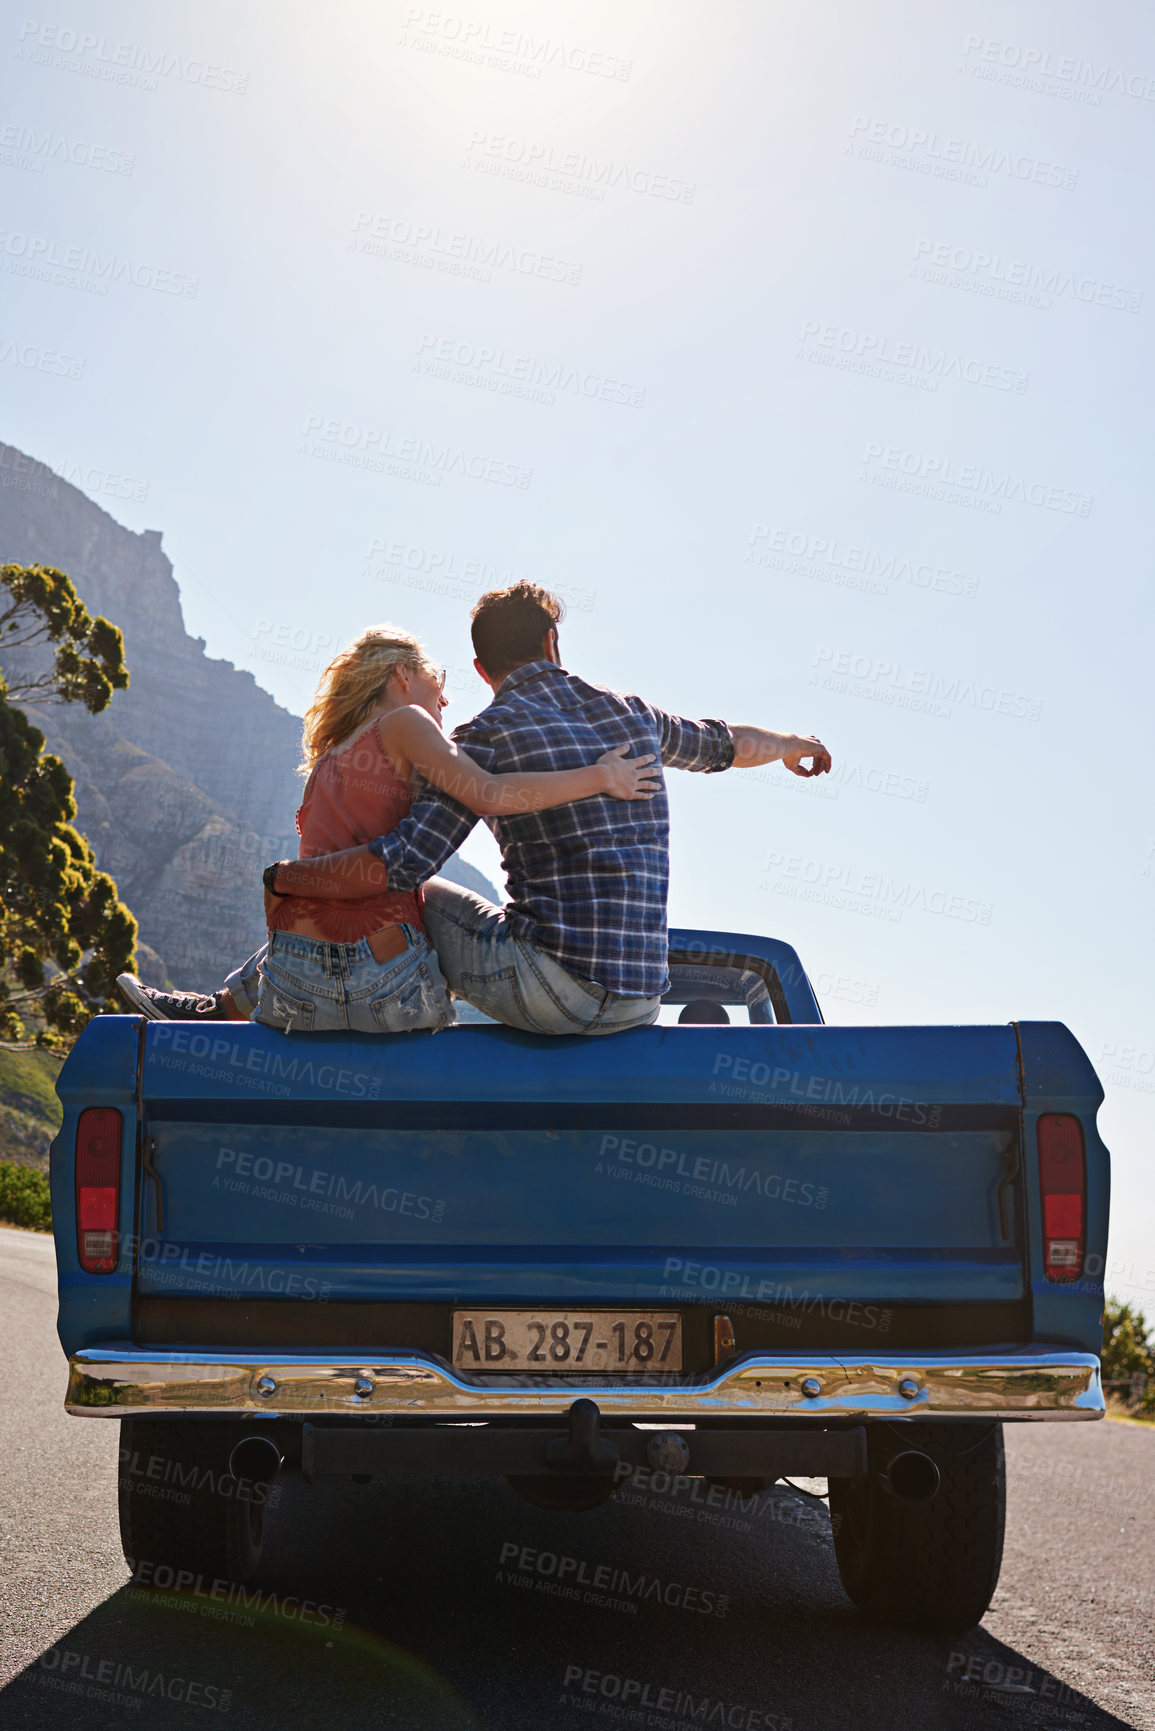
left=0, top=562, right=128, bottom=711
left=1102, top=1298, right=1154, bottom=1415
left=0, top=564, right=137, bottom=1042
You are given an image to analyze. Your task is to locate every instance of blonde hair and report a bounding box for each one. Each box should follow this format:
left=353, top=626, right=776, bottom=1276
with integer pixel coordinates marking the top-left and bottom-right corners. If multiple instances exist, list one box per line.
left=298, top=624, right=435, bottom=774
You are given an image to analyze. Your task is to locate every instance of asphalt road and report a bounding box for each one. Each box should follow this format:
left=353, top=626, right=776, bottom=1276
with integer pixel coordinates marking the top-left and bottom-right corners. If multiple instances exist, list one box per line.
left=1, top=1223, right=1152, bottom=1731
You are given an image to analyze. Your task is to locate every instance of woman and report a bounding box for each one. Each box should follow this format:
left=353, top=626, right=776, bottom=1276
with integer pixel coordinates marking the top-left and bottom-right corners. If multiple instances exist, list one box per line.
left=255, top=624, right=658, bottom=1034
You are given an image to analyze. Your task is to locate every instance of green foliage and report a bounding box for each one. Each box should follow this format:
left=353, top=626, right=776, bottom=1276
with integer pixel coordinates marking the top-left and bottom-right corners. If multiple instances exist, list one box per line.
left=1102, top=1298, right=1155, bottom=1417
left=0, top=566, right=137, bottom=1041
left=0, top=702, right=138, bottom=1039
left=0, top=562, right=128, bottom=713
left=0, top=1160, right=52, bottom=1231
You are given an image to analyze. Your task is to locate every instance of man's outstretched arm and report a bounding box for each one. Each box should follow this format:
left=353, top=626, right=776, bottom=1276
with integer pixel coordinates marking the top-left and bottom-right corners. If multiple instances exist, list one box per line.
left=728, top=725, right=832, bottom=777
left=651, top=707, right=831, bottom=779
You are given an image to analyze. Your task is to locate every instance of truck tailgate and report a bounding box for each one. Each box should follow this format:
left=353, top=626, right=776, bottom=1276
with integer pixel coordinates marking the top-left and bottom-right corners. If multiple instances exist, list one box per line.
left=133, top=1019, right=1026, bottom=1309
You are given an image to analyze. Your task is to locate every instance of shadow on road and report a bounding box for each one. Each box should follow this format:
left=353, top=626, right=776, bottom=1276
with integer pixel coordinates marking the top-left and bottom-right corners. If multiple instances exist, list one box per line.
left=0, top=1474, right=1139, bottom=1730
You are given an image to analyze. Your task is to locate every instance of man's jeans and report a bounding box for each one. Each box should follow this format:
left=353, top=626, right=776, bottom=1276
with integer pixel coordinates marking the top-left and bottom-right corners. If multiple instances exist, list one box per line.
left=228, top=876, right=662, bottom=1037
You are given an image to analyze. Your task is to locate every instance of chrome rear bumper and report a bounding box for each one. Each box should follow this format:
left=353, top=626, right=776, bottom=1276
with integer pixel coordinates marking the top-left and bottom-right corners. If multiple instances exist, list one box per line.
left=66, top=1347, right=1103, bottom=1421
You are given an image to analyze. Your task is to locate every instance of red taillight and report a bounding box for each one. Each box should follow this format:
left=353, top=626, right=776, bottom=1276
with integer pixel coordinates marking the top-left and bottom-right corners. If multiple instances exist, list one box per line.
left=1037, top=1113, right=1085, bottom=1282
left=76, top=1108, right=122, bottom=1274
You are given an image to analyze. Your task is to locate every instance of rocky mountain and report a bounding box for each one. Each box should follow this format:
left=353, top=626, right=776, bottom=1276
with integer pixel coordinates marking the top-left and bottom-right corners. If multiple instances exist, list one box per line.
left=0, top=440, right=497, bottom=995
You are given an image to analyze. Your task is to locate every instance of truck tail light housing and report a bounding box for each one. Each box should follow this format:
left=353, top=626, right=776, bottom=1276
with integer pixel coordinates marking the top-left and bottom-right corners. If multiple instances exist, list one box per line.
left=76, top=1108, right=122, bottom=1274
left=1036, top=1113, right=1085, bottom=1282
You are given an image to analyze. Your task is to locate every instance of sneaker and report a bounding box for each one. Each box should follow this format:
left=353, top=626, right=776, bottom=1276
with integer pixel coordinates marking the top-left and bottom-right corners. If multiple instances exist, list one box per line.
left=116, top=973, right=230, bottom=1022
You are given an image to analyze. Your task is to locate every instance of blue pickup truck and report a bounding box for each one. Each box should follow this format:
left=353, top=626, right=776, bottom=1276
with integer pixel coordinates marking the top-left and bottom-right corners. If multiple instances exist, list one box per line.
left=51, top=928, right=1108, bottom=1634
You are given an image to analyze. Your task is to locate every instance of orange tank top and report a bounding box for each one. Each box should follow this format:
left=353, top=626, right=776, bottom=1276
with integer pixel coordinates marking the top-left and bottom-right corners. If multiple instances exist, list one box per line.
left=267, top=718, right=425, bottom=943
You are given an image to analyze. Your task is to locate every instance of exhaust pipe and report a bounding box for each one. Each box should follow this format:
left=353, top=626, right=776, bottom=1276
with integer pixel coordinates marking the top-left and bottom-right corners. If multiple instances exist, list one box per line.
left=229, top=1435, right=283, bottom=1485
left=882, top=1449, right=941, bottom=1503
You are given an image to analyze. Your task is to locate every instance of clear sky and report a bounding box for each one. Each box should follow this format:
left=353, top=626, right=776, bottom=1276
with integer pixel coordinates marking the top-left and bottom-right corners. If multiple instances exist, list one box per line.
left=3, top=0, right=1152, bottom=1303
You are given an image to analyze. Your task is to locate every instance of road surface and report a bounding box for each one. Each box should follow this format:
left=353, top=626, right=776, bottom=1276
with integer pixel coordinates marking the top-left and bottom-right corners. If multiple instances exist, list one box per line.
left=1, top=1223, right=1151, bottom=1730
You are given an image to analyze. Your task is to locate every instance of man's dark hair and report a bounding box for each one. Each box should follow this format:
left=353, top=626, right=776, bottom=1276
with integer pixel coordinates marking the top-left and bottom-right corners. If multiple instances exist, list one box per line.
left=471, top=582, right=564, bottom=677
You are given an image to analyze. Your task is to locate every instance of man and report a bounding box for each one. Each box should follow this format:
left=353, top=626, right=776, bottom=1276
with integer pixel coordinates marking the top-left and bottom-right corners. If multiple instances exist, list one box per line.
left=118, top=582, right=830, bottom=1035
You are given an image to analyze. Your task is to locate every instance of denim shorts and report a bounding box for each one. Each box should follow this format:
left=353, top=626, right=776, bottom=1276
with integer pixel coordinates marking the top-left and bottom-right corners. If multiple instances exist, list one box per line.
left=254, top=926, right=452, bottom=1035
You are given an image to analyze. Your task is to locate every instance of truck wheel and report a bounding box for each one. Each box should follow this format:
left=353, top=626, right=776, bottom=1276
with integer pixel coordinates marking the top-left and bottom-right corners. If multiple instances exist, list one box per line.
left=118, top=1419, right=266, bottom=1586
left=828, top=1422, right=1005, bottom=1633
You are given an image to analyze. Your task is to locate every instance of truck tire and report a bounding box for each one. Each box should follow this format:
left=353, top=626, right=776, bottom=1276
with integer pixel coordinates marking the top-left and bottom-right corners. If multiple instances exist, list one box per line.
left=118, top=1418, right=266, bottom=1587
left=828, top=1421, right=1005, bottom=1633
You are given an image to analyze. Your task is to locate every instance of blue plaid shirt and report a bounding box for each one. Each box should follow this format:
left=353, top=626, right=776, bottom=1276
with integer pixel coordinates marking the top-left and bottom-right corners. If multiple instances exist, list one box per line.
left=369, top=661, right=734, bottom=996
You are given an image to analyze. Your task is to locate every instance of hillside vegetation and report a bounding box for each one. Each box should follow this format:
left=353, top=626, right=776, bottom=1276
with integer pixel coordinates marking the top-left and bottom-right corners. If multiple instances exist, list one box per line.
left=0, top=1047, right=63, bottom=1171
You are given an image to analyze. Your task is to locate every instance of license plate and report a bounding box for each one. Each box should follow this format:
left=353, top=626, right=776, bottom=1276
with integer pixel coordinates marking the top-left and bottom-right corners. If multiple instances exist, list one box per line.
left=451, top=1310, right=683, bottom=1373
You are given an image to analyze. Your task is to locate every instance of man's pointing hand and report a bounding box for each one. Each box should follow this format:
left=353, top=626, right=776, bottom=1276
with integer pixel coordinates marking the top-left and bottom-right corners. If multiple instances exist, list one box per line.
left=783, top=735, right=832, bottom=777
